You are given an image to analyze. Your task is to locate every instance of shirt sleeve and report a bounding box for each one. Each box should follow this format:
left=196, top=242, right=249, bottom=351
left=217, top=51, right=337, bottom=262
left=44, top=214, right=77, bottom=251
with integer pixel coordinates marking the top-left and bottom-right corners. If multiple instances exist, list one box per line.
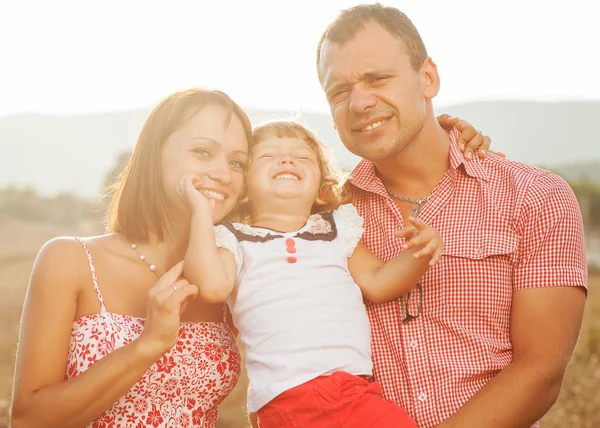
left=513, top=172, right=587, bottom=291
left=214, top=224, right=243, bottom=272
left=333, top=203, right=365, bottom=258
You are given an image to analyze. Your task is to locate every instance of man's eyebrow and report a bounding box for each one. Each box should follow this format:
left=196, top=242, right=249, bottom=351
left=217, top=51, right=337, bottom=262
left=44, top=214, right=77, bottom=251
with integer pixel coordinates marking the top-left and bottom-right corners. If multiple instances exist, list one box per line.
left=326, top=68, right=397, bottom=96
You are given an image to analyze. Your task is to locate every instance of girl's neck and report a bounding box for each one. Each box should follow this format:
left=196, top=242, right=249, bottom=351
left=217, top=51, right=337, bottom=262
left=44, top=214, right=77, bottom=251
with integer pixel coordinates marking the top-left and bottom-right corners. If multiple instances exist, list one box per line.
left=251, top=209, right=312, bottom=233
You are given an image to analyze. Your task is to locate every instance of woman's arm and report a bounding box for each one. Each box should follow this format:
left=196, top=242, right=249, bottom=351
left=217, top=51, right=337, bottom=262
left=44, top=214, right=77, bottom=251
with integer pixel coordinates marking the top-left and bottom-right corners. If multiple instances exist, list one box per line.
left=348, top=217, right=442, bottom=304
left=436, top=114, right=504, bottom=159
left=11, top=239, right=196, bottom=428
left=180, top=174, right=237, bottom=303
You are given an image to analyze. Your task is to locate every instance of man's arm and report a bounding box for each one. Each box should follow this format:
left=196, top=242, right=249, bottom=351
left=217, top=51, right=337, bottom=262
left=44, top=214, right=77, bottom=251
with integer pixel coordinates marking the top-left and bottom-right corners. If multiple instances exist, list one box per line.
left=438, top=172, right=587, bottom=428
left=437, top=286, right=585, bottom=428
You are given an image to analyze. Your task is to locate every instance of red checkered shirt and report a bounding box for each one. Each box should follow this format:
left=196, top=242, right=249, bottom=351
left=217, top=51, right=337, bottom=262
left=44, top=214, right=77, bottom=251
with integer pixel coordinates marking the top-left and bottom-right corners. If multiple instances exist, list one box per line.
left=347, top=128, right=587, bottom=428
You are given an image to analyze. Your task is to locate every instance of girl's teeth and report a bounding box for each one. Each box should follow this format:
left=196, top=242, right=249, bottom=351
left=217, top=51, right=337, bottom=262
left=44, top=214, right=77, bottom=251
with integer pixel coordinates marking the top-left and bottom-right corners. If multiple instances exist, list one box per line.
left=201, top=190, right=225, bottom=200
left=275, top=174, right=299, bottom=180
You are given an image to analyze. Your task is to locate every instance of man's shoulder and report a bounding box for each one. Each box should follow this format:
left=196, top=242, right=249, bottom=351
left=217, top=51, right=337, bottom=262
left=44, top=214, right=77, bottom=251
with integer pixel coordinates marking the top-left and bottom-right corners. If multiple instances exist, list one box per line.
left=481, top=154, right=569, bottom=193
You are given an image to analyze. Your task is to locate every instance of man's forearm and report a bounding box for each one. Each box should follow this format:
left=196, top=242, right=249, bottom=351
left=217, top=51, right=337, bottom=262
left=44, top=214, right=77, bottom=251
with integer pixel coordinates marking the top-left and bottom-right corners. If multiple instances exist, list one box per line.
left=437, top=358, right=563, bottom=428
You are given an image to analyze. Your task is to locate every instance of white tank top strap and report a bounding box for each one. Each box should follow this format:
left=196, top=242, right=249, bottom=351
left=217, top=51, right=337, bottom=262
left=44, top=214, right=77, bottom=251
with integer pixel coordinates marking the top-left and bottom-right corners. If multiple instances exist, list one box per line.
left=74, top=237, right=107, bottom=313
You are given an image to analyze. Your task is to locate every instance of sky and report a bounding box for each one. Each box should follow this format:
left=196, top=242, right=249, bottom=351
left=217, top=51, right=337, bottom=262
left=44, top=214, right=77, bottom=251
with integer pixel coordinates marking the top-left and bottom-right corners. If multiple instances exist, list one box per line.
left=0, top=0, right=598, bottom=117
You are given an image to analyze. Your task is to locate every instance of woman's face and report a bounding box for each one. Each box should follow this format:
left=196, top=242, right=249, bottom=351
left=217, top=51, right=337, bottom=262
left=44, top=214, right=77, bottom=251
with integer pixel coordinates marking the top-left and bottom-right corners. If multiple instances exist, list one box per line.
left=161, top=104, right=249, bottom=223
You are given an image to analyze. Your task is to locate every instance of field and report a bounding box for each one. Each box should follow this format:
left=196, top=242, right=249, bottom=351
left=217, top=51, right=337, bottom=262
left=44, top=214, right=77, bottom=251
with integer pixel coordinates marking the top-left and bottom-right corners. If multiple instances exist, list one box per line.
left=0, top=218, right=598, bottom=427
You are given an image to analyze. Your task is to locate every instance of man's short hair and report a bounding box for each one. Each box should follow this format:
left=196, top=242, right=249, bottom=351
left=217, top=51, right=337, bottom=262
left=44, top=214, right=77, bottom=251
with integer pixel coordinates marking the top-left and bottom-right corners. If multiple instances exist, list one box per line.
left=317, top=3, right=428, bottom=73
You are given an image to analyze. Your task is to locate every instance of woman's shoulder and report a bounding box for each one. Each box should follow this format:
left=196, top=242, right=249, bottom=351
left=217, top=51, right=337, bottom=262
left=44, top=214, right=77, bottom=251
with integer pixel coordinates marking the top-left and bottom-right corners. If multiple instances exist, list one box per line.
left=32, top=234, right=113, bottom=290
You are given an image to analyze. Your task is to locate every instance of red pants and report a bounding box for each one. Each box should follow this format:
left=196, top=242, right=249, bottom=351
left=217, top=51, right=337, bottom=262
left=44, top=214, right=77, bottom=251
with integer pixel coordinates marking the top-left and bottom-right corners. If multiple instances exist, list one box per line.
left=257, top=371, right=416, bottom=428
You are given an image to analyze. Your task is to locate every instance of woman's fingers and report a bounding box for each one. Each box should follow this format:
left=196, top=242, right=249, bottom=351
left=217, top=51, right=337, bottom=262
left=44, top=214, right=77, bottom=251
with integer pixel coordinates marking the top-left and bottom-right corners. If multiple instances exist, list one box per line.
left=152, top=261, right=185, bottom=293
left=164, top=284, right=199, bottom=312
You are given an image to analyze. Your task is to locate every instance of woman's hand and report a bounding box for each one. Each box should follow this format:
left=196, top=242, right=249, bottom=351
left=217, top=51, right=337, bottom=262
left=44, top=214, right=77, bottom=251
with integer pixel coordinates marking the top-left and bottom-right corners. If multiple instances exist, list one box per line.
left=437, top=114, right=506, bottom=160
left=136, top=261, right=199, bottom=359
left=177, top=173, right=214, bottom=216
left=395, top=217, right=443, bottom=266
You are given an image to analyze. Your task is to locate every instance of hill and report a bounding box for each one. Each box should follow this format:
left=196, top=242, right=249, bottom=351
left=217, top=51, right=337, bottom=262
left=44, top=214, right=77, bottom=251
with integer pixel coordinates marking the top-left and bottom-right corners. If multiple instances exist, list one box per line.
left=1, top=101, right=599, bottom=196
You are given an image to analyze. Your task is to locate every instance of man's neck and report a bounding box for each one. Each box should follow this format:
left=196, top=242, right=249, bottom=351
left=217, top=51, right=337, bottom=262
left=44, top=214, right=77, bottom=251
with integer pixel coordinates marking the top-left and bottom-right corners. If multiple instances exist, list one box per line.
left=375, top=118, right=451, bottom=199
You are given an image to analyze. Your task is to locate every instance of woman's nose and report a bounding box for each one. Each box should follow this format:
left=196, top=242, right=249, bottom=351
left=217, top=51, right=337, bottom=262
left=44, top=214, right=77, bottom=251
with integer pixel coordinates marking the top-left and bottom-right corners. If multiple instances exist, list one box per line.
left=207, top=158, right=232, bottom=185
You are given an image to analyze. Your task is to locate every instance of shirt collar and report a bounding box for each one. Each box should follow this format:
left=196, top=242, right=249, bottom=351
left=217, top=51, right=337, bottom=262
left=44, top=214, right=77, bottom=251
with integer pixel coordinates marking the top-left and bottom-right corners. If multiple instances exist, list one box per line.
left=348, top=127, right=489, bottom=194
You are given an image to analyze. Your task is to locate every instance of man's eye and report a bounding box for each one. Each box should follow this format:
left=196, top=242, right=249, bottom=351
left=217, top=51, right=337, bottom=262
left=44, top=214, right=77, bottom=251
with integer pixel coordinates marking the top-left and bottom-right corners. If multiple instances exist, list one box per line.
left=371, top=76, right=388, bottom=83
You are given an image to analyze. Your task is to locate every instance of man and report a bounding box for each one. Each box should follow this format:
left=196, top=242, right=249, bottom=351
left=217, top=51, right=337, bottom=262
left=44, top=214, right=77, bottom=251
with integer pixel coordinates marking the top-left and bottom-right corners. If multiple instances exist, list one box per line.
left=317, top=4, right=587, bottom=428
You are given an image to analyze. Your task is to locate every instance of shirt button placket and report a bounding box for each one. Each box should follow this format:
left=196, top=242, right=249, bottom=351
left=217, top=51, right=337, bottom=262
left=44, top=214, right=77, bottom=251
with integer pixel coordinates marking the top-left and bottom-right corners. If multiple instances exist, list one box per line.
left=402, top=318, right=431, bottom=421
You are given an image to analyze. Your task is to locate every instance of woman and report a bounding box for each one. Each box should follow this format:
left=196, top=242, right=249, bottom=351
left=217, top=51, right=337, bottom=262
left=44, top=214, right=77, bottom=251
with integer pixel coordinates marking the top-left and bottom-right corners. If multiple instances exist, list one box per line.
left=10, top=86, right=490, bottom=428
left=11, top=88, right=251, bottom=427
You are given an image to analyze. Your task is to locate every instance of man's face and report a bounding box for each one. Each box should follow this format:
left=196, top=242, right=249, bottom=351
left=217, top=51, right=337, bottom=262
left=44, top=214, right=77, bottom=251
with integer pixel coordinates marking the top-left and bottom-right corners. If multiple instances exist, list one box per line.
left=319, top=22, right=428, bottom=162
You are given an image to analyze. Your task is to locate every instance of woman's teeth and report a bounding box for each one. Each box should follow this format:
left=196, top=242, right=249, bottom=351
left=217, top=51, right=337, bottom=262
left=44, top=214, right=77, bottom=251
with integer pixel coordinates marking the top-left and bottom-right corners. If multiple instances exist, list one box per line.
left=201, top=190, right=225, bottom=200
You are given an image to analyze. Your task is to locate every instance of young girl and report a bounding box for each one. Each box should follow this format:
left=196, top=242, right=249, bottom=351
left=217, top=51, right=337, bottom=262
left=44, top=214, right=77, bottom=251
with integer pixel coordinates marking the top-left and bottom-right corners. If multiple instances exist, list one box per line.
left=180, top=121, right=442, bottom=428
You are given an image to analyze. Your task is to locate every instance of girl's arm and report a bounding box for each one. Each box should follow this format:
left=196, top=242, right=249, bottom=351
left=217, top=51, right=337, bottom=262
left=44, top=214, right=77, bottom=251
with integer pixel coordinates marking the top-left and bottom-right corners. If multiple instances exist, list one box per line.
left=348, top=217, right=442, bottom=304
left=180, top=174, right=237, bottom=303
left=11, top=239, right=196, bottom=428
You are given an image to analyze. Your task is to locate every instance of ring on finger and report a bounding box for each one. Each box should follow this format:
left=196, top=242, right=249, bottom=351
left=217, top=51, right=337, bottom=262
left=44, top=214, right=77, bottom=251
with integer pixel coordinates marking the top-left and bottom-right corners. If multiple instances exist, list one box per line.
left=170, top=283, right=178, bottom=292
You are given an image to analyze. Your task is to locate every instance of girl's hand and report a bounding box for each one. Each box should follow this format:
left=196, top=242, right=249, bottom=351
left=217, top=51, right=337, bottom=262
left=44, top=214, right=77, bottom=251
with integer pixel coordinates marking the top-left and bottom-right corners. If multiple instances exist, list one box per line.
left=136, top=261, right=199, bottom=359
left=176, top=173, right=215, bottom=216
left=436, top=114, right=506, bottom=160
left=395, top=217, right=443, bottom=266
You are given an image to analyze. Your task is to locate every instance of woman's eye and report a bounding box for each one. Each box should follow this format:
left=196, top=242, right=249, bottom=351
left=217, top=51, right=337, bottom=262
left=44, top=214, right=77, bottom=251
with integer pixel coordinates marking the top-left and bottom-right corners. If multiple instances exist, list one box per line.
left=230, top=160, right=246, bottom=170
left=193, top=148, right=211, bottom=157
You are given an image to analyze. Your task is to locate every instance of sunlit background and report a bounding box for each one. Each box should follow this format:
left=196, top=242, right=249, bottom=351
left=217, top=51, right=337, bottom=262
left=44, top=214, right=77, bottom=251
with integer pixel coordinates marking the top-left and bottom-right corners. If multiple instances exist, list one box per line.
left=1, top=0, right=598, bottom=116
left=1, top=1, right=599, bottom=427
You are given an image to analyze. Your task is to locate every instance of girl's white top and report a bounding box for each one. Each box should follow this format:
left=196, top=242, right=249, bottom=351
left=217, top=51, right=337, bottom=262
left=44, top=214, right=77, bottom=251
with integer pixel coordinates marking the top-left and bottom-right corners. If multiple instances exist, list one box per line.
left=214, top=203, right=373, bottom=412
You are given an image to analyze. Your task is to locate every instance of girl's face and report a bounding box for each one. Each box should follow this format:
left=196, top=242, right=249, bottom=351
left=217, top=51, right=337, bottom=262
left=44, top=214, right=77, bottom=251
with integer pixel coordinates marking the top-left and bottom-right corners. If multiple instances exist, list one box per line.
left=161, top=104, right=249, bottom=223
left=246, top=137, right=322, bottom=213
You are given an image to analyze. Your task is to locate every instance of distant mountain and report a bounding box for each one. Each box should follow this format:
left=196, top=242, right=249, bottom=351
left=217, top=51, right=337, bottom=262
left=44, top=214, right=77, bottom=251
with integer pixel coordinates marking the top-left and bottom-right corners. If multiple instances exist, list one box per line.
left=1, top=101, right=599, bottom=196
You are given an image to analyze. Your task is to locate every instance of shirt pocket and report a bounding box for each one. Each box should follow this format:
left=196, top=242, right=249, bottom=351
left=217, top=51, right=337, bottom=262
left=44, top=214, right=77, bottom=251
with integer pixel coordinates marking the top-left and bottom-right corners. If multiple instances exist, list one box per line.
left=439, top=234, right=517, bottom=317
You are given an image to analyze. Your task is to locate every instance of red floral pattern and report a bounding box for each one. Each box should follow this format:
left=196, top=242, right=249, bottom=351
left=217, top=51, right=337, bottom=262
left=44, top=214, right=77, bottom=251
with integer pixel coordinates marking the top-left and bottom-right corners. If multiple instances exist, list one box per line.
left=67, top=239, right=241, bottom=427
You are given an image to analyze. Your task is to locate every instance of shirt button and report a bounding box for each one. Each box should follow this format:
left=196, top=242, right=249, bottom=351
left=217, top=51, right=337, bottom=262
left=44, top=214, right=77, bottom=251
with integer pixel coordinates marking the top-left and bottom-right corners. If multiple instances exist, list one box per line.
left=474, top=247, right=483, bottom=255
left=409, top=340, right=418, bottom=349
left=417, top=393, right=427, bottom=402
